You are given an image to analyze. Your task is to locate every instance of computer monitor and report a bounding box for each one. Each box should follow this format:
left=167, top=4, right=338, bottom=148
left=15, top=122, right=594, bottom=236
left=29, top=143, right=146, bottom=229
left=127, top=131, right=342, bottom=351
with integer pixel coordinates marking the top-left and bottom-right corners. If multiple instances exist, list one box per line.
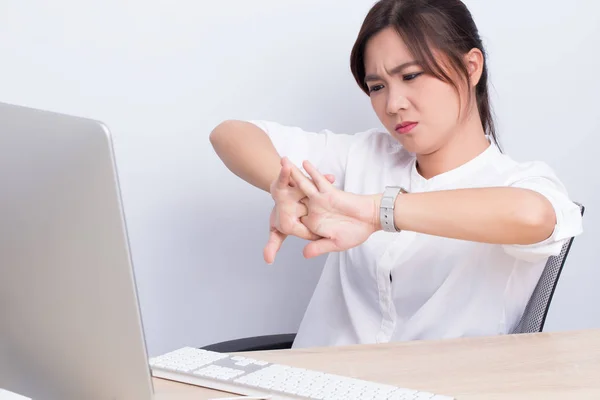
left=0, top=101, right=154, bottom=400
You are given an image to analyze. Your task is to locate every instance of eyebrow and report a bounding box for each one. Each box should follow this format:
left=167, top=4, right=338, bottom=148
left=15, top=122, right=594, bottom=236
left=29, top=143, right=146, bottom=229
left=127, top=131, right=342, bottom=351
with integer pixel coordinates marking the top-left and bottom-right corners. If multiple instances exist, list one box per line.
left=364, top=61, right=420, bottom=84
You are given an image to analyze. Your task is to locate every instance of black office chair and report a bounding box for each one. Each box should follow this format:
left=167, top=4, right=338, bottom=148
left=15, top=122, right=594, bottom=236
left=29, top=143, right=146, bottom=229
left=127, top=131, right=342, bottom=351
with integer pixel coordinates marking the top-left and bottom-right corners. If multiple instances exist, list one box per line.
left=511, top=202, right=585, bottom=333
left=201, top=333, right=296, bottom=353
left=202, top=203, right=585, bottom=352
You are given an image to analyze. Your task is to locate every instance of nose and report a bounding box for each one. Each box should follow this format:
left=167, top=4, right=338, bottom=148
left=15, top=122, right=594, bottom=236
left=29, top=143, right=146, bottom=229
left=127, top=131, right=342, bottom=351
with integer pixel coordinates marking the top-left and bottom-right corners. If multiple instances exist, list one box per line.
left=386, top=88, right=409, bottom=115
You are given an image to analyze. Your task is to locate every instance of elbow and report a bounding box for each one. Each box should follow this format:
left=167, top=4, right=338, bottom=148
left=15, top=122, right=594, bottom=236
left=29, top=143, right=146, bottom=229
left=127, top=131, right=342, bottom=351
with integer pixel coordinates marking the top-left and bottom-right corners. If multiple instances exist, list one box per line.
left=209, top=120, right=235, bottom=148
left=518, top=190, right=556, bottom=244
left=209, top=119, right=248, bottom=157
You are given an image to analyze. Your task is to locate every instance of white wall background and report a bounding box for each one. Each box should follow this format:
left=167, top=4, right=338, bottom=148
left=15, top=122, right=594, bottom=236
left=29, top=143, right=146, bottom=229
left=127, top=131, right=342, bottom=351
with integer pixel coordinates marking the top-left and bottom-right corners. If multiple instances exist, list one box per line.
left=0, top=0, right=598, bottom=357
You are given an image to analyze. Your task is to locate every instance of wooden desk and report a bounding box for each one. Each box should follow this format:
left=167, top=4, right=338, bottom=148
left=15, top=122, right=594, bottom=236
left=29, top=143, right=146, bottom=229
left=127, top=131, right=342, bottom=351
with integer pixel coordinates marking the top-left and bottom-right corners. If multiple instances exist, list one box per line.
left=152, top=329, right=600, bottom=400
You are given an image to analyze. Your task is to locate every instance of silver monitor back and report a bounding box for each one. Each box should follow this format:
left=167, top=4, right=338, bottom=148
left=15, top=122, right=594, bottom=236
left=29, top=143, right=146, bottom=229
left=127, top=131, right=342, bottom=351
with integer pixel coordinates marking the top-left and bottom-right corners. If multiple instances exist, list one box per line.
left=0, top=102, right=154, bottom=400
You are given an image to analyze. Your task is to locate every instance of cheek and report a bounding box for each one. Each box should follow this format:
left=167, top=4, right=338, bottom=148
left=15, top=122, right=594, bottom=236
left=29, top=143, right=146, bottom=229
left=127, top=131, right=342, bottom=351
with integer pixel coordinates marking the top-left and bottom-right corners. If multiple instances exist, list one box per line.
left=370, top=95, right=388, bottom=120
left=420, top=81, right=461, bottom=124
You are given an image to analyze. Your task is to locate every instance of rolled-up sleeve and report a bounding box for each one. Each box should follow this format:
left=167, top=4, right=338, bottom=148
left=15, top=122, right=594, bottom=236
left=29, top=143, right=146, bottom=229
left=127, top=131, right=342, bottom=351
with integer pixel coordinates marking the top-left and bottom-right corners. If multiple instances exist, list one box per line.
left=501, top=161, right=583, bottom=262
left=248, top=120, right=364, bottom=189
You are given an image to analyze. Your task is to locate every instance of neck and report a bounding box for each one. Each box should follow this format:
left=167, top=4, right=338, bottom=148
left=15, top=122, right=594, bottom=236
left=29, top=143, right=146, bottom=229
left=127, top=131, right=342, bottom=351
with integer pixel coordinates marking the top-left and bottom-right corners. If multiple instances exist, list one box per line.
left=416, top=112, right=490, bottom=180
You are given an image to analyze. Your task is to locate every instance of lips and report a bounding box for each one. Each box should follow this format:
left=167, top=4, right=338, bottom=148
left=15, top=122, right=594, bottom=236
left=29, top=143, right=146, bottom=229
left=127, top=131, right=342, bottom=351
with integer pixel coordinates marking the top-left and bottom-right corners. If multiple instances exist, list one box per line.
left=395, top=122, right=418, bottom=134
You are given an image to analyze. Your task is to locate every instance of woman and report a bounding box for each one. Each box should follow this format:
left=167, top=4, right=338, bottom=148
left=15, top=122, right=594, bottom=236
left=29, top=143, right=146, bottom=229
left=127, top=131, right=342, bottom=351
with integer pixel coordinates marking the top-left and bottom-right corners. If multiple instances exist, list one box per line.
left=209, top=0, right=583, bottom=348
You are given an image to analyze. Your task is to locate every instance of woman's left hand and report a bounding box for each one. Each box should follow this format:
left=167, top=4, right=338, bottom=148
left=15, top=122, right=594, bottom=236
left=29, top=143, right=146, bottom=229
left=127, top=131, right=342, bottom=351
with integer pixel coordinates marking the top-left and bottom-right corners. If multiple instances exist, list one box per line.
left=286, top=158, right=380, bottom=258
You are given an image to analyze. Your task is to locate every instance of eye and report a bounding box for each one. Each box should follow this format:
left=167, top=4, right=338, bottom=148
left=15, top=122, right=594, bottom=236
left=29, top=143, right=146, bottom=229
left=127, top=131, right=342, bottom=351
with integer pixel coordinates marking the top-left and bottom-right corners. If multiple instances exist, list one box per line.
left=368, top=84, right=384, bottom=93
left=403, top=72, right=423, bottom=81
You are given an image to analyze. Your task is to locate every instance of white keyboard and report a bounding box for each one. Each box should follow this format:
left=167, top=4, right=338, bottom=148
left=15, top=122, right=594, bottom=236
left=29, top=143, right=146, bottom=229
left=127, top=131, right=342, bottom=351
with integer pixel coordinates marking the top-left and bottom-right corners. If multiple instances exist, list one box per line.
left=0, top=389, right=31, bottom=400
left=149, top=347, right=454, bottom=400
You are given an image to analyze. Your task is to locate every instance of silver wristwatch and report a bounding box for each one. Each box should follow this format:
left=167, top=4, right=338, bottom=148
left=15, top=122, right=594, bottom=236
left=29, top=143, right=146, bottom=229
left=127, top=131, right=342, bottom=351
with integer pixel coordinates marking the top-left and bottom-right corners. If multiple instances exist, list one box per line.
left=380, top=186, right=407, bottom=232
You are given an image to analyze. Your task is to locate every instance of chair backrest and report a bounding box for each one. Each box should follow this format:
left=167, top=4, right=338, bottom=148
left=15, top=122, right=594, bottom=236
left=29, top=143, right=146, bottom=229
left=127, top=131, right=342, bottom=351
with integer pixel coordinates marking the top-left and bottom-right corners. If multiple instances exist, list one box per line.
left=511, top=202, right=585, bottom=334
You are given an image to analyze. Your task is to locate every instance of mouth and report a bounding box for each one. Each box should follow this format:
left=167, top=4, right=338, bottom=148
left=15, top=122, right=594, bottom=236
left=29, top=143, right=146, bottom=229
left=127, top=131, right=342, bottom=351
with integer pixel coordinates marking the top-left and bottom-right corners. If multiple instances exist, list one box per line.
left=395, top=121, right=418, bottom=134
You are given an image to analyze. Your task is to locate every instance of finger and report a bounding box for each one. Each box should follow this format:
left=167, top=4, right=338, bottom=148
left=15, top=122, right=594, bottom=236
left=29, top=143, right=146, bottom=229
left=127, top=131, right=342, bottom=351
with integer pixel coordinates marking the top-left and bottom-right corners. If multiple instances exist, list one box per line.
left=287, top=159, right=319, bottom=197
left=289, top=203, right=320, bottom=240
left=288, top=170, right=333, bottom=192
left=291, top=209, right=320, bottom=241
left=275, top=157, right=292, bottom=190
left=298, top=215, right=322, bottom=240
left=303, top=238, right=339, bottom=258
left=278, top=209, right=320, bottom=240
left=280, top=157, right=297, bottom=187
left=290, top=176, right=334, bottom=201
left=291, top=173, right=333, bottom=189
left=263, top=229, right=287, bottom=264
left=293, top=223, right=321, bottom=241
left=302, top=160, right=332, bottom=192
left=289, top=182, right=309, bottom=202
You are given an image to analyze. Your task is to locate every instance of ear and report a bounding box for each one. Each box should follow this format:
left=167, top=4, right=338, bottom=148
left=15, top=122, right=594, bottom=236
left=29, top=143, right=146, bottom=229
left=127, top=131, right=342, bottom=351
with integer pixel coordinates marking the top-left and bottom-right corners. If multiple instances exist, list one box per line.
left=464, top=48, right=484, bottom=87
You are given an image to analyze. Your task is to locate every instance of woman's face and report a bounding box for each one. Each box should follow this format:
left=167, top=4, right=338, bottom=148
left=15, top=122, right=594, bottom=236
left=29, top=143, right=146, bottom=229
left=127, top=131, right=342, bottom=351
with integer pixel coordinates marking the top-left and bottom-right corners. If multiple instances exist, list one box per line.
left=364, top=27, right=471, bottom=155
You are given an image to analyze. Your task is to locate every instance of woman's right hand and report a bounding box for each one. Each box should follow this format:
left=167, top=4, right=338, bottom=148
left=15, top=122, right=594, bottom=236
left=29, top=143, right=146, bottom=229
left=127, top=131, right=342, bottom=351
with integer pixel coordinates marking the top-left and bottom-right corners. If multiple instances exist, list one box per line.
left=263, top=157, right=334, bottom=264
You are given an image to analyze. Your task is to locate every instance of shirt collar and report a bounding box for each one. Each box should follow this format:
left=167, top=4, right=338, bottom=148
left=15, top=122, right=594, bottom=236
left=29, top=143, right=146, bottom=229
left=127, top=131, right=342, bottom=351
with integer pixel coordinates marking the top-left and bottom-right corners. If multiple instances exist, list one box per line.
left=409, top=137, right=501, bottom=190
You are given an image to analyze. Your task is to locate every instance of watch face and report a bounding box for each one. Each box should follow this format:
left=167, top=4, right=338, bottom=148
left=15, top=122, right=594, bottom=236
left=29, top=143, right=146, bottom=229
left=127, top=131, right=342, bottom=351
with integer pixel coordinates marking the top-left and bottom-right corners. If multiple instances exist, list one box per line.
left=385, top=186, right=408, bottom=196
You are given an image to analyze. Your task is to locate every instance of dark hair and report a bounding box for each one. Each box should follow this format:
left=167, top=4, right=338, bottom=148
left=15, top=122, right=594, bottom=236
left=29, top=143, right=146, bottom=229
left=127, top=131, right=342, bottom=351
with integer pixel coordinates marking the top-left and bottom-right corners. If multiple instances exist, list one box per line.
left=350, top=0, right=499, bottom=149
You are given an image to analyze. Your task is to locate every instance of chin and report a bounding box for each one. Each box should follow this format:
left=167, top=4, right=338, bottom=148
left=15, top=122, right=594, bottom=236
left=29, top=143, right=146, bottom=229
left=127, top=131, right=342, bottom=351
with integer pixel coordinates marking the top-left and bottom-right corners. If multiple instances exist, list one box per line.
left=394, top=134, right=437, bottom=156
left=392, top=133, right=418, bottom=152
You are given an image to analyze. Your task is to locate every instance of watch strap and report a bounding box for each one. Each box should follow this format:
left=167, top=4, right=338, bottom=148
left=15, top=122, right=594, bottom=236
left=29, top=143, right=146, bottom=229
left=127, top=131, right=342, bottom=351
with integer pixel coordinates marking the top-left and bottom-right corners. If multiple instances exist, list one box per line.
left=380, top=186, right=406, bottom=232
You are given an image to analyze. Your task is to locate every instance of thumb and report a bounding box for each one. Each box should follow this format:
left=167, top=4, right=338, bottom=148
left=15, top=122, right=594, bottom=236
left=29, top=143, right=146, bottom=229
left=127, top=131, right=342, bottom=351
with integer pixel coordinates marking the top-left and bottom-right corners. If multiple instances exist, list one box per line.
left=303, top=238, right=338, bottom=259
left=264, top=229, right=287, bottom=264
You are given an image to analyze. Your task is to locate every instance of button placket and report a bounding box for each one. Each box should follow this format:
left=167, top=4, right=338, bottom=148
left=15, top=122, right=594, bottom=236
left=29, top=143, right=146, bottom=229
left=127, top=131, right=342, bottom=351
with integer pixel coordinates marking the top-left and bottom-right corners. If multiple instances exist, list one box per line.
left=375, top=231, right=417, bottom=342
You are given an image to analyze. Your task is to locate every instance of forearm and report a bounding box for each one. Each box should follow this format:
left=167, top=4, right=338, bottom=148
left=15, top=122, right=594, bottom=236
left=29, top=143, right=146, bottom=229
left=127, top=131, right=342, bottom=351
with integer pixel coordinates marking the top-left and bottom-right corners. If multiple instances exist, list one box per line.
left=375, top=187, right=556, bottom=245
left=209, top=120, right=281, bottom=192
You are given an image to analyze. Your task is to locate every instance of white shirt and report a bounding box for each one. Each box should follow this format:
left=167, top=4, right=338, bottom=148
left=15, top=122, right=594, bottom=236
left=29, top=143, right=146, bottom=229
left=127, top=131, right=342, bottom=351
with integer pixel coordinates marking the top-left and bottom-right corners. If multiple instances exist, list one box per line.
left=249, top=120, right=584, bottom=349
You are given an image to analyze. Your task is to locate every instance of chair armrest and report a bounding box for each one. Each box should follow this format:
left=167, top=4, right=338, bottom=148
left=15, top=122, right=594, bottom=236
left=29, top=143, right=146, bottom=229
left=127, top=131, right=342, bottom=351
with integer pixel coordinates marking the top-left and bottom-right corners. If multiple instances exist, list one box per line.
left=200, top=333, right=296, bottom=352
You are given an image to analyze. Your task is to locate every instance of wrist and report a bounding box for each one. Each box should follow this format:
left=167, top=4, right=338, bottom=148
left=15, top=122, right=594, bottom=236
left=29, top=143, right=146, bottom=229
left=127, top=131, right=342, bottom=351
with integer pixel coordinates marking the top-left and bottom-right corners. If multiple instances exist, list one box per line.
left=377, top=186, right=409, bottom=232
left=370, top=193, right=383, bottom=233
